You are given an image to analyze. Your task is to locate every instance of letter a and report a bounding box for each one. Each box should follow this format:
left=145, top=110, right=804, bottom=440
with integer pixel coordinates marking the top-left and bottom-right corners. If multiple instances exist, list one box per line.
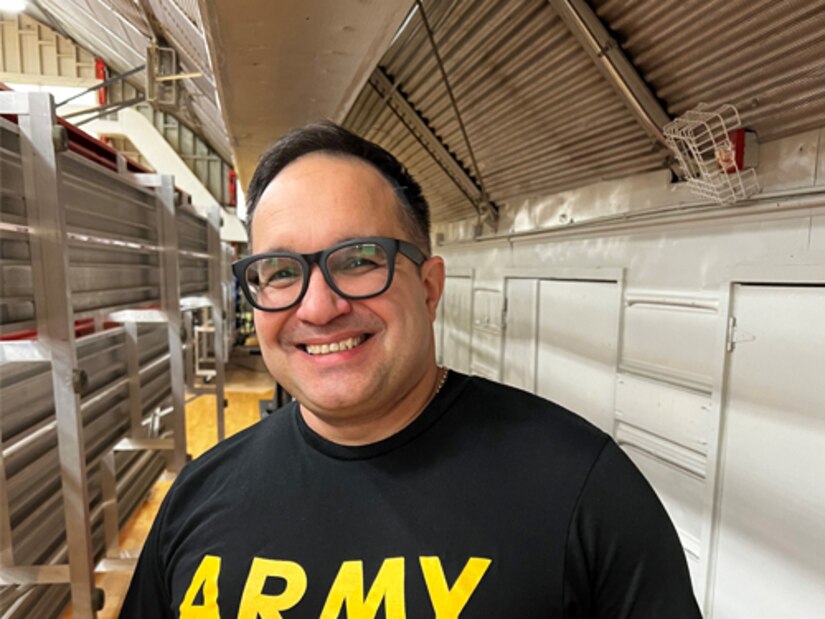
left=420, top=557, right=491, bottom=619
left=179, top=555, right=222, bottom=619
left=237, top=557, right=307, bottom=619
left=320, top=558, right=405, bottom=619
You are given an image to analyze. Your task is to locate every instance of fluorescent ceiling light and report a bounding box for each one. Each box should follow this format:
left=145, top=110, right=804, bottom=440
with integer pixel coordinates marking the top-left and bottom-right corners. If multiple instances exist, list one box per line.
left=0, top=0, right=27, bottom=13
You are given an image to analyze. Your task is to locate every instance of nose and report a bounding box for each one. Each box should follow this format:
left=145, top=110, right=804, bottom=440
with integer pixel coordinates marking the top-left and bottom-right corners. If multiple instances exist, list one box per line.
left=294, top=265, right=351, bottom=324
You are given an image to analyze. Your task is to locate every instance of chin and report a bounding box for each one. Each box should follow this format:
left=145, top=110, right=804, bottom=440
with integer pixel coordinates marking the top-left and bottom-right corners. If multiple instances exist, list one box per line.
left=298, top=383, right=374, bottom=414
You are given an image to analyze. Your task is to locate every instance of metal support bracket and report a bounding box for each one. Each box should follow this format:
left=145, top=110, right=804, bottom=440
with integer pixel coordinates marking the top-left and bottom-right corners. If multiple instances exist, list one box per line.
left=70, top=96, right=147, bottom=128
left=12, top=91, right=98, bottom=617
left=136, top=172, right=189, bottom=472
left=56, top=64, right=146, bottom=108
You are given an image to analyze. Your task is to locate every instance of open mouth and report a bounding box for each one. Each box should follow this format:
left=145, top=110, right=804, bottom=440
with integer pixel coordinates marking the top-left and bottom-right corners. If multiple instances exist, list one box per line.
left=300, top=334, right=370, bottom=356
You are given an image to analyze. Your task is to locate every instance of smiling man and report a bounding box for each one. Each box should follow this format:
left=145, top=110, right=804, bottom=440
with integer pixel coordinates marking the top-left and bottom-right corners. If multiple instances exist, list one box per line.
left=245, top=150, right=445, bottom=446
left=120, top=122, right=702, bottom=618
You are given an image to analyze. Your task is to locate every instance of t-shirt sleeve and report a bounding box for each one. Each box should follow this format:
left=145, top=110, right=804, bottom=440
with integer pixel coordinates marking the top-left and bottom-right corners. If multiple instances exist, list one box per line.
left=563, top=439, right=703, bottom=618
left=119, top=493, right=175, bottom=618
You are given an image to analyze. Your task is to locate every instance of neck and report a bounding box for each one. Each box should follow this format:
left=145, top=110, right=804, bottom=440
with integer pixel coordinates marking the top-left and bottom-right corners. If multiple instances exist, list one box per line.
left=299, top=364, right=446, bottom=446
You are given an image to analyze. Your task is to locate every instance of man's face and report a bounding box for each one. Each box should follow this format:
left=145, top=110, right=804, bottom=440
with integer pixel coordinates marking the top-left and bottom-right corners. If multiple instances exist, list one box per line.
left=251, top=153, right=444, bottom=431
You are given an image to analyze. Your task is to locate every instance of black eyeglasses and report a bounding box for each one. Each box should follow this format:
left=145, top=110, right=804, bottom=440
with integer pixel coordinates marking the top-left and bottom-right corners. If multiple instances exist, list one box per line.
left=233, top=237, right=427, bottom=311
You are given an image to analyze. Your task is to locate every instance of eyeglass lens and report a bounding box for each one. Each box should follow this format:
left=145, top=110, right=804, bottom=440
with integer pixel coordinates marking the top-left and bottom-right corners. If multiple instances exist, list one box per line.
left=245, top=242, right=392, bottom=309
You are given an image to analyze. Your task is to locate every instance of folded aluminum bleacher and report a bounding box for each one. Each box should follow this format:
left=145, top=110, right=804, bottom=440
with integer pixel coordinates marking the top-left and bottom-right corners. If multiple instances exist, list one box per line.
left=0, top=91, right=227, bottom=618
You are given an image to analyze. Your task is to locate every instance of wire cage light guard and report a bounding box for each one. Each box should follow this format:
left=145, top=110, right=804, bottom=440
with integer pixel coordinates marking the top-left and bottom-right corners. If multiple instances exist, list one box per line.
left=664, top=104, right=760, bottom=205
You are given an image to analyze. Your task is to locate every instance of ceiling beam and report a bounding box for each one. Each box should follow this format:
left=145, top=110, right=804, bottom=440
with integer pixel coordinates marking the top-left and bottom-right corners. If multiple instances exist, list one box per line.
left=368, top=67, right=491, bottom=221
left=548, top=0, right=671, bottom=148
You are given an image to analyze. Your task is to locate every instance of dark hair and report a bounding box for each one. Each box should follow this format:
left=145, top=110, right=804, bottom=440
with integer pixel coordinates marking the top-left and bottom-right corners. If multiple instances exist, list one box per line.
left=245, top=121, right=431, bottom=254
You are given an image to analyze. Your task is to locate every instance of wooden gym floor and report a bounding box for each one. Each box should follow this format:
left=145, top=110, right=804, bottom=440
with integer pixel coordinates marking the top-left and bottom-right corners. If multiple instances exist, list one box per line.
left=61, top=349, right=275, bottom=618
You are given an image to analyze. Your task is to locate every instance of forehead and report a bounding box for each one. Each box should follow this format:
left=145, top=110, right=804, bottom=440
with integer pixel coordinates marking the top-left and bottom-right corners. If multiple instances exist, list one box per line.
left=250, top=153, right=408, bottom=253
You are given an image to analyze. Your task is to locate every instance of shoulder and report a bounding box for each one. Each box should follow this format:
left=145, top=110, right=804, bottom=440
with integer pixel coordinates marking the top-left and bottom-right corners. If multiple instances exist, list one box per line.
left=564, top=440, right=701, bottom=615
left=162, top=402, right=298, bottom=510
left=439, top=373, right=611, bottom=489
left=450, top=372, right=609, bottom=450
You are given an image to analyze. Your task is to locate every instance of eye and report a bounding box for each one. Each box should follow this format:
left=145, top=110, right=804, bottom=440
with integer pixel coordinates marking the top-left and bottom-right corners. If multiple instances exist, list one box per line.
left=258, top=260, right=302, bottom=288
left=267, top=267, right=298, bottom=282
left=331, top=244, right=388, bottom=275
left=342, top=255, right=380, bottom=271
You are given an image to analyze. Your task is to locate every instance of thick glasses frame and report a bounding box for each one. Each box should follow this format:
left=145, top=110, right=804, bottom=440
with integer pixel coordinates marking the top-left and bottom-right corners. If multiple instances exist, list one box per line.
left=232, top=236, right=427, bottom=311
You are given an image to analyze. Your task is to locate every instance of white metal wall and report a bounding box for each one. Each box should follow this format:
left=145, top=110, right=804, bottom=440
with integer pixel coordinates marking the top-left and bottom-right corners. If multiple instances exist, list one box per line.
left=435, top=270, right=473, bottom=373
left=503, top=274, right=621, bottom=434
left=711, top=283, right=825, bottom=618
left=433, top=128, right=825, bottom=617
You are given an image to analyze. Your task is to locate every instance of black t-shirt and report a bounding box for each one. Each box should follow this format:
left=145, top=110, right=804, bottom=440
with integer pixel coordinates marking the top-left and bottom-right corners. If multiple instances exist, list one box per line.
left=120, top=372, right=702, bottom=618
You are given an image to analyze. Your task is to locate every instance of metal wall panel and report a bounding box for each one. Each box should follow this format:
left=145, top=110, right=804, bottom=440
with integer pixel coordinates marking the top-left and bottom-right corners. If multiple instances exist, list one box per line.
left=436, top=152, right=825, bottom=612
left=143, top=0, right=231, bottom=162
left=615, top=374, right=711, bottom=456
left=62, top=155, right=159, bottom=244
left=437, top=274, right=473, bottom=373
left=69, top=243, right=161, bottom=317
left=469, top=287, right=502, bottom=380
left=344, top=1, right=825, bottom=227
left=535, top=279, right=619, bottom=433
left=713, top=284, right=825, bottom=617
left=621, top=294, right=719, bottom=393
left=501, top=277, right=538, bottom=391
left=34, top=0, right=149, bottom=80
left=168, top=0, right=203, bottom=28
left=179, top=255, right=209, bottom=296
left=1, top=451, right=165, bottom=616
left=1, top=130, right=166, bottom=331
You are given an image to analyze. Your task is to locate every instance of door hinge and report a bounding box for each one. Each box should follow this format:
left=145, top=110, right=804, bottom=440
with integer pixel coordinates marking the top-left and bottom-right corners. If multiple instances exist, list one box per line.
left=726, top=316, right=756, bottom=351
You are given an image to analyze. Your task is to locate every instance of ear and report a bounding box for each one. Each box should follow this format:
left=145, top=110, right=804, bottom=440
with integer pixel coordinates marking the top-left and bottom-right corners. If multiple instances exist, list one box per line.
left=419, top=256, right=446, bottom=322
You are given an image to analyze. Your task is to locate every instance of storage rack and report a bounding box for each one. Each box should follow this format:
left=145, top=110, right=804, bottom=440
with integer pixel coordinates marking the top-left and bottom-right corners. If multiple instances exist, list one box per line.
left=0, top=92, right=228, bottom=618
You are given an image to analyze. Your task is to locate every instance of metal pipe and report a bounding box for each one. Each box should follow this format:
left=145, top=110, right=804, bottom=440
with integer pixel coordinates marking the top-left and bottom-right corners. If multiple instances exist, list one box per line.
left=415, top=0, right=498, bottom=222
left=548, top=0, right=671, bottom=147
left=367, top=70, right=480, bottom=210
left=56, top=64, right=145, bottom=108
left=72, top=96, right=146, bottom=127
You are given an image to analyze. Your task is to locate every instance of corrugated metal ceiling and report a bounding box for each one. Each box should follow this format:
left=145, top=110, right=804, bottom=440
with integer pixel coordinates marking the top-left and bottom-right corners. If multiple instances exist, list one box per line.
left=348, top=82, right=477, bottom=222
left=18, top=0, right=825, bottom=224
left=346, top=0, right=667, bottom=221
left=32, top=0, right=231, bottom=162
left=346, top=0, right=825, bottom=222
left=593, top=0, right=825, bottom=141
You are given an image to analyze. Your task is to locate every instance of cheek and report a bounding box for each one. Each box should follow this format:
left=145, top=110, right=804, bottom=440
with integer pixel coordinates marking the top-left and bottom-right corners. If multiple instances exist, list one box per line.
left=253, top=310, right=288, bottom=344
left=371, top=286, right=429, bottom=333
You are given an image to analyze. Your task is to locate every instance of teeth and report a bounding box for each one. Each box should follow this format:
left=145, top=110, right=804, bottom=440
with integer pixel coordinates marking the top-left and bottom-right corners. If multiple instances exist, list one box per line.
left=305, top=336, right=365, bottom=356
